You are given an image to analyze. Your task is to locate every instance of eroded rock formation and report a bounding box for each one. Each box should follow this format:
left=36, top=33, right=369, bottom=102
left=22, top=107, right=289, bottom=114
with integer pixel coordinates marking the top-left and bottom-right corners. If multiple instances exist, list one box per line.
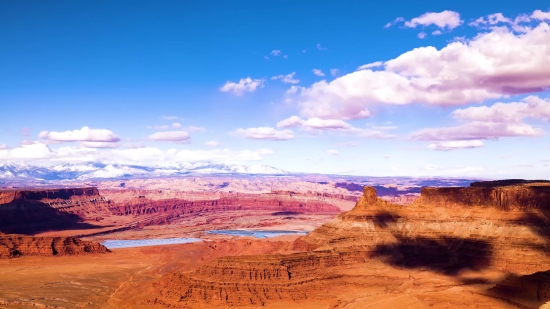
left=0, top=186, right=344, bottom=235
left=0, top=235, right=109, bottom=259
left=154, top=181, right=550, bottom=307
left=108, top=196, right=340, bottom=217
left=0, top=187, right=111, bottom=234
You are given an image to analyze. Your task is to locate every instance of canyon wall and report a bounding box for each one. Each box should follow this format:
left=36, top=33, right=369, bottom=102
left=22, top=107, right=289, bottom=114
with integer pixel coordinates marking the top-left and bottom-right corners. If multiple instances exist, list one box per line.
left=155, top=182, right=550, bottom=307
left=296, top=184, right=550, bottom=273
left=154, top=249, right=369, bottom=307
left=108, top=196, right=340, bottom=217
left=0, top=186, right=343, bottom=235
left=0, top=187, right=100, bottom=204
left=416, top=184, right=550, bottom=210
left=0, top=235, right=109, bottom=259
left=0, top=187, right=111, bottom=234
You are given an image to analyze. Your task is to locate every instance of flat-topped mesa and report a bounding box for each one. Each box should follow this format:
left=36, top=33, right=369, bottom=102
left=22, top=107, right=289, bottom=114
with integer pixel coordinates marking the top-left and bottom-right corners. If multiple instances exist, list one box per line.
left=0, top=187, right=100, bottom=204
left=295, top=183, right=550, bottom=273
left=416, top=181, right=550, bottom=210
left=0, top=187, right=111, bottom=235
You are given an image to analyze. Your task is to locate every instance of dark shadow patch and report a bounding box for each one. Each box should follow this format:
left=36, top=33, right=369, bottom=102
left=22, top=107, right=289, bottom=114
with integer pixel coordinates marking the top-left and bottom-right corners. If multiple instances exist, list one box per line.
left=372, top=236, right=493, bottom=276
left=373, top=211, right=400, bottom=227
left=0, top=200, right=105, bottom=235
left=272, top=211, right=303, bottom=216
left=459, top=277, right=492, bottom=285
left=334, top=182, right=364, bottom=192
left=489, top=270, right=550, bottom=308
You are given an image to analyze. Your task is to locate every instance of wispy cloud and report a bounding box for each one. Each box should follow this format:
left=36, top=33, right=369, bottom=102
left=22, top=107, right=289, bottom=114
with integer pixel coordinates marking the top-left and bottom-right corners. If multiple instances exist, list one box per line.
left=148, top=131, right=191, bottom=142
left=356, top=61, right=384, bottom=71
left=427, top=140, right=484, bottom=151
left=219, top=77, right=264, bottom=96
left=271, top=72, right=300, bottom=84
left=277, top=116, right=394, bottom=139
left=231, top=127, right=295, bottom=140
left=312, top=69, right=325, bottom=76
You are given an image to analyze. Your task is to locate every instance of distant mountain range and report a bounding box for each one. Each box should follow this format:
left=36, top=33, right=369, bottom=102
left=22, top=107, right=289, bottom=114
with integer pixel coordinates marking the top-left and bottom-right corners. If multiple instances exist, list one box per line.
left=0, top=162, right=289, bottom=181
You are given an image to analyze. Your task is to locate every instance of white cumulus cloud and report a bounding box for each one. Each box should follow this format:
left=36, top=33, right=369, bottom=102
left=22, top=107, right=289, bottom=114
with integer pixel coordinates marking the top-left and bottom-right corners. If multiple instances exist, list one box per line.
left=405, top=10, right=463, bottom=29
left=38, top=126, right=120, bottom=143
left=148, top=131, right=191, bottom=142
left=219, top=77, right=264, bottom=96
left=286, top=20, right=550, bottom=121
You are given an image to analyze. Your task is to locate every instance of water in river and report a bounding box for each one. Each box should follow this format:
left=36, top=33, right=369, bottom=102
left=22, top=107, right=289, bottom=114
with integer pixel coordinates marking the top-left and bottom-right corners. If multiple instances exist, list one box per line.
left=101, top=237, right=202, bottom=249
left=206, top=229, right=308, bottom=238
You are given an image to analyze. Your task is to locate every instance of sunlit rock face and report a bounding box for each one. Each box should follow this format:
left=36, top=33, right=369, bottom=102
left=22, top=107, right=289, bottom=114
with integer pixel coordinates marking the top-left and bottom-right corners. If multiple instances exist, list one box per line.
left=0, top=235, right=109, bottom=259
left=154, top=181, right=550, bottom=307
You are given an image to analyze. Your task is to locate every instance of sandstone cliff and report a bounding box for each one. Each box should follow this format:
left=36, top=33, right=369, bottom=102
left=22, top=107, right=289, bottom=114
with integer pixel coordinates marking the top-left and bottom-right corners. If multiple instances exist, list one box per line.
left=296, top=184, right=550, bottom=273
left=108, top=196, right=340, bottom=217
left=0, top=187, right=111, bottom=234
left=0, top=235, right=109, bottom=259
left=154, top=181, right=550, bottom=307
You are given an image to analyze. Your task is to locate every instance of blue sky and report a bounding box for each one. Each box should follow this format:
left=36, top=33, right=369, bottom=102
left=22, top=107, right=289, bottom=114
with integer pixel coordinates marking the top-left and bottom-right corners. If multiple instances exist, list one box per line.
left=1, top=1, right=550, bottom=178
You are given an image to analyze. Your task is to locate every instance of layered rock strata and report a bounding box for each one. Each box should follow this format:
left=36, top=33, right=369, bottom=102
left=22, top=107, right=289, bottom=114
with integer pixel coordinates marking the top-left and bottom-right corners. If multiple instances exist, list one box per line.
left=0, top=187, right=111, bottom=234
left=0, top=235, right=109, bottom=259
left=108, top=196, right=340, bottom=217
left=0, top=187, right=342, bottom=235
left=296, top=185, right=550, bottom=273
left=155, top=181, right=550, bottom=307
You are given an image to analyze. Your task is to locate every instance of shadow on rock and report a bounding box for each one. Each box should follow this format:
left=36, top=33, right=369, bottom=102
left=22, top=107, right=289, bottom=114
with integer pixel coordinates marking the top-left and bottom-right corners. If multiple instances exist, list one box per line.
left=489, top=270, right=550, bottom=309
left=372, top=236, right=493, bottom=276
left=0, top=200, right=104, bottom=235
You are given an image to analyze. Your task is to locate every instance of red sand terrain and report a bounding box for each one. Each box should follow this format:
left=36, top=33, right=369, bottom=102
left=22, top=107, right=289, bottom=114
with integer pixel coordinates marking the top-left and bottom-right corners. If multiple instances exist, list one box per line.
left=1, top=180, right=550, bottom=308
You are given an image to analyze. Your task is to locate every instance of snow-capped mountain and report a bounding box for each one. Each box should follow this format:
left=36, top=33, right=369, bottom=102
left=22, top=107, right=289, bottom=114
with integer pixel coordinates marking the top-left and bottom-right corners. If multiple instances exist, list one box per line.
left=0, top=162, right=289, bottom=181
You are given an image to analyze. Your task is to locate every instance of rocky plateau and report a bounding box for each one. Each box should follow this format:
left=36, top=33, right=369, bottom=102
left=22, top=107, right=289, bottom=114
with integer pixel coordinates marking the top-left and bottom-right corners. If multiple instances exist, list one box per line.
left=153, top=180, right=550, bottom=308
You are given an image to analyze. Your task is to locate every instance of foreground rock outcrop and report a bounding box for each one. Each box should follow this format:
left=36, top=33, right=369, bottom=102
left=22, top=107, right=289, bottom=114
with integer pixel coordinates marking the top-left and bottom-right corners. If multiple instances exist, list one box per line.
left=153, top=180, right=550, bottom=308
left=0, top=235, right=109, bottom=259
left=490, top=270, right=550, bottom=308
